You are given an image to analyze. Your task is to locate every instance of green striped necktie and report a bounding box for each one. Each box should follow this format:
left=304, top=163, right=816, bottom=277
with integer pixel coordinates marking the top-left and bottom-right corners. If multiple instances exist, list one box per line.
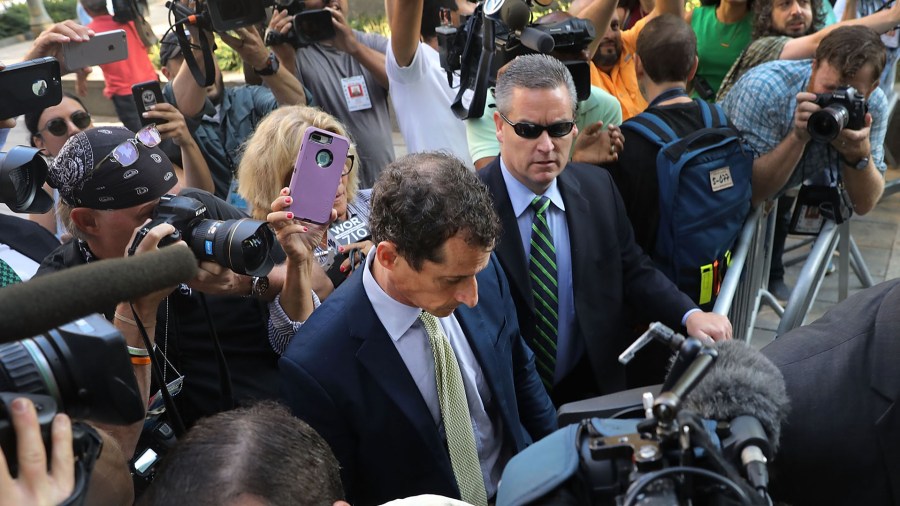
left=528, top=195, right=558, bottom=390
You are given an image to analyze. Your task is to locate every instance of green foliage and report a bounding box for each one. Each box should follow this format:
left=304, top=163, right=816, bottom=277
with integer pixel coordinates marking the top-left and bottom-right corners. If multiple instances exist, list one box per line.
left=348, top=13, right=390, bottom=37
left=214, top=33, right=243, bottom=72
left=0, top=0, right=79, bottom=39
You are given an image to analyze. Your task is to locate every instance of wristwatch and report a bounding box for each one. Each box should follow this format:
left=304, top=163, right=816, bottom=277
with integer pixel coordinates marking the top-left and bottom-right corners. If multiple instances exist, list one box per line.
left=249, top=275, right=269, bottom=297
left=843, top=155, right=870, bottom=171
left=253, top=52, right=279, bottom=76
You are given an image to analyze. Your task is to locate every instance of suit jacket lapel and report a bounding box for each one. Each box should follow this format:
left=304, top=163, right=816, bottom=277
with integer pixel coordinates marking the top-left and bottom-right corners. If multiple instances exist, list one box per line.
left=557, top=169, right=601, bottom=293
left=455, top=302, right=516, bottom=442
left=483, top=161, right=532, bottom=310
left=349, top=279, right=444, bottom=456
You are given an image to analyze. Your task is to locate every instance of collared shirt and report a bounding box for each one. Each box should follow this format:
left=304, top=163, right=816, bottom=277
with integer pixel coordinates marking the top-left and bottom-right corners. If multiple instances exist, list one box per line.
left=590, top=15, right=651, bottom=120
left=720, top=59, right=888, bottom=195
left=361, top=250, right=504, bottom=498
left=162, top=82, right=279, bottom=201
left=498, top=159, right=579, bottom=385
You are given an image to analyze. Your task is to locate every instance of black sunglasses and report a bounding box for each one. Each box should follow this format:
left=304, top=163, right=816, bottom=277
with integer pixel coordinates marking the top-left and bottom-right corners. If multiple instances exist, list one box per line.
left=498, top=111, right=575, bottom=139
left=38, top=111, right=92, bottom=137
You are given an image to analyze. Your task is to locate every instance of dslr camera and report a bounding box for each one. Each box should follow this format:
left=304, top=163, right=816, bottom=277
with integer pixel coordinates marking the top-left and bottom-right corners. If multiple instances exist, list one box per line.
left=807, top=85, right=868, bottom=142
left=132, top=194, right=275, bottom=277
left=264, top=0, right=337, bottom=48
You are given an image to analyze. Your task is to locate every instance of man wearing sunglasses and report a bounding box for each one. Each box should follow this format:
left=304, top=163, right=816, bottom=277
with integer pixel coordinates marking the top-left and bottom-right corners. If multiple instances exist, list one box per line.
left=479, top=54, right=732, bottom=406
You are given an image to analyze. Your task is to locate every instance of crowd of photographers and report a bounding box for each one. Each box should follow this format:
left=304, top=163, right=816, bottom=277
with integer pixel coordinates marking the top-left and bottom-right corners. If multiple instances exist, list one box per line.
left=0, top=0, right=896, bottom=502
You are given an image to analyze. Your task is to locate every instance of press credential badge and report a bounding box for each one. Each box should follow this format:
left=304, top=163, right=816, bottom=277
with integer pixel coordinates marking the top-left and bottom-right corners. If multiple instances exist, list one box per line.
left=341, top=75, right=372, bottom=112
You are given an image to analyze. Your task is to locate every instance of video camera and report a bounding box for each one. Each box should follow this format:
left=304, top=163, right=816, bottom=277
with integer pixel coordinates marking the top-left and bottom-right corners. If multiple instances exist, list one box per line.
left=264, top=0, right=337, bottom=48
left=498, top=323, right=782, bottom=505
left=808, top=85, right=868, bottom=143
left=0, top=314, right=145, bottom=503
left=129, top=194, right=276, bottom=277
left=437, top=0, right=595, bottom=119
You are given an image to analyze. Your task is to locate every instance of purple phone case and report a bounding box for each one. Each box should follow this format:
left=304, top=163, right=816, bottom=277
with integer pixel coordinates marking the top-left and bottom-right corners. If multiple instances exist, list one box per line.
left=287, top=127, right=350, bottom=224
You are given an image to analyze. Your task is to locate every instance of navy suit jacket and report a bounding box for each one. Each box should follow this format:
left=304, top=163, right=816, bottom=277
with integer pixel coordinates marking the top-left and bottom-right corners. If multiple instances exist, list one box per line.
left=0, top=214, right=59, bottom=264
left=479, top=159, right=696, bottom=396
left=280, top=255, right=557, bottom=506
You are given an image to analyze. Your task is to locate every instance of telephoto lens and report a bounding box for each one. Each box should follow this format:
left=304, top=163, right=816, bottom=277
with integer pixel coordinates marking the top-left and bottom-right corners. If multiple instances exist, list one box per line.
left=187, top=218, right=275, bottom=277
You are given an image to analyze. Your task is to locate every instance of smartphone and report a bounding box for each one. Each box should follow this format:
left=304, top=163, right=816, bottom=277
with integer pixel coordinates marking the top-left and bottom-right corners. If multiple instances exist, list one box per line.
left=132, top=80, right=167, bottom=126
left=0, top=57, right=62, bottom=119
left=288, top=127, right=350, bottom=224
left=62, top=29, right=128, bottom=70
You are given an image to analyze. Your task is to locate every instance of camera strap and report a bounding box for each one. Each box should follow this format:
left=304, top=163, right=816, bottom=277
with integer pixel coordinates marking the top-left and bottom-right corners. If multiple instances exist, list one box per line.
left=197, top=293, right=236, bottom=412
left=130, top=302, right=187, bottom=437
left=167, top=1, right=216, bottom=87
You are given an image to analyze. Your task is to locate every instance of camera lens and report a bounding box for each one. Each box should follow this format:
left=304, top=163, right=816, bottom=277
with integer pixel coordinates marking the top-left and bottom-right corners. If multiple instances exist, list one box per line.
left=807, top=105, right=849, bottom=142
left=0, top=315, right=144, bottom=424
left=188, top=218, right=275, bottom=277
left=315, top=149, right=333, bottom=168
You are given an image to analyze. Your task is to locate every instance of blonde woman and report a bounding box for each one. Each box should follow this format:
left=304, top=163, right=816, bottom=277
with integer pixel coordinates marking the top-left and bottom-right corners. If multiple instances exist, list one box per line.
left=238, top=105, right=374, bottom=352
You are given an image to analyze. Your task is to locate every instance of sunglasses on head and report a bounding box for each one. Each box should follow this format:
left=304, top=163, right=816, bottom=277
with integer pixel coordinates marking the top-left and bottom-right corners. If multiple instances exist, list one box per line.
left=89, top=125, right=162, bottom=176
left=38, top=111, right=92, bottom=137
left=498, top=111, right=575, bottom=139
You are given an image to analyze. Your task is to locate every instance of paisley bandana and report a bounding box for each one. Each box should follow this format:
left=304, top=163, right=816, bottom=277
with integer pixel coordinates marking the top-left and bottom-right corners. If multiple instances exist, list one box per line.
left=49, top=126, right=176, bottom=210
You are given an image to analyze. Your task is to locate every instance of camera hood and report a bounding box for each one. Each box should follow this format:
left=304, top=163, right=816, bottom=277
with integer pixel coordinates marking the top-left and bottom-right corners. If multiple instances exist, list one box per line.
left=0, top=146, right=53, bottom=213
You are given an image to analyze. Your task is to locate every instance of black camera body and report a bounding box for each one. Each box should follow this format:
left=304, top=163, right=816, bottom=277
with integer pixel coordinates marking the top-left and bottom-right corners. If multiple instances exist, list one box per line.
left=808, top=85, right=868, bottom=142
left=136, top=194, right=275, bottom=277
left=265, top=1, right=336, bottom=48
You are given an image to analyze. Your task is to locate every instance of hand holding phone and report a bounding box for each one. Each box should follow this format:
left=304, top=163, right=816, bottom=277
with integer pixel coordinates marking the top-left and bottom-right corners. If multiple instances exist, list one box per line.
left=0, top=57, right=62, bottom=120
left=288, top=128, right=350, bottom=224
left=132, top=81, right=168, bottom=126
left=62, top=29, right=128, bottom=71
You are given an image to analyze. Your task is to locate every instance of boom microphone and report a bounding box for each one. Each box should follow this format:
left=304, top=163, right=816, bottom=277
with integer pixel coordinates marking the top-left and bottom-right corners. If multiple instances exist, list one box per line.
left=679, top=340, right=789, bottom=448
left=0, top=245, right=198, bottom=341
left=677, top=340, right=790, bottom=495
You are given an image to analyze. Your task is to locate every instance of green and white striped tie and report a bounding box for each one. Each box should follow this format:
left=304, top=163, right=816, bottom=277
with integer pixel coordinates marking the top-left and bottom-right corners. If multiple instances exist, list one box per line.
left=420, top=311, right=488, bottom=506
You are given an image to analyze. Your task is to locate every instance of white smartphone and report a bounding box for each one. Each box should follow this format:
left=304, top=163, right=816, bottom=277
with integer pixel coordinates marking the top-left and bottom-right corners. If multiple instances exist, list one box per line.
left=62, top=29, right=128, bottom=70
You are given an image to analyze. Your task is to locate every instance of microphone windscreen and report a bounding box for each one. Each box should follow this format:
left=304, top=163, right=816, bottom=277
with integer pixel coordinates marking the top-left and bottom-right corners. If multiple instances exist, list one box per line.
left=500, top=0, right=531, bottom=33
left=679, top=340, right=790, bottom=451
left=0, top=245, right=198, bottom=342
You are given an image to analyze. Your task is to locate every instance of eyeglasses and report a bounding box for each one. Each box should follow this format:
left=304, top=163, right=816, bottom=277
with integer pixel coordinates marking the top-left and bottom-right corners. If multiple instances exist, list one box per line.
left=342, top=154, right=355, bottom=177
left=91, top=125, right=162, bottom=174
left=38, top=111, right=92, bottom=137
left=498, top=111, right=575, bottom=139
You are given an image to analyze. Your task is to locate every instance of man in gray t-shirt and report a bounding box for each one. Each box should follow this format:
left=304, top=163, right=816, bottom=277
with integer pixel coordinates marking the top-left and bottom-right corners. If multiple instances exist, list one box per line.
left=269, top=0, right=394, bottom=188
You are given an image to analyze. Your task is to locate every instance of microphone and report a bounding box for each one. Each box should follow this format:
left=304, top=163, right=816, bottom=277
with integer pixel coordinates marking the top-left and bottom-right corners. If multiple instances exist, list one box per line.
left=0, top=245, right=198, bottom=342
left=498, top=0, right=530, bottom=32
left=677, top=340, right=790, bottom=494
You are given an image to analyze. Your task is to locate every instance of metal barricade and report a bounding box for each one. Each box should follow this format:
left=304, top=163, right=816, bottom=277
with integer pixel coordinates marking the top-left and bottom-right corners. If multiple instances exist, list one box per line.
left=712, top=206, right=775, bottom=343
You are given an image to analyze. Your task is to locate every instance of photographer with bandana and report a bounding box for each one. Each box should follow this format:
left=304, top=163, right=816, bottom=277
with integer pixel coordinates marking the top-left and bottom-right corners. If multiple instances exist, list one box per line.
left=34, top=126, right=301, bottom=443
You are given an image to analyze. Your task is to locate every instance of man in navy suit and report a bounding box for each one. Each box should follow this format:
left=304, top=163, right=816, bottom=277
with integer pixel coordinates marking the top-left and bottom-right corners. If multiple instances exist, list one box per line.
left=478, top=54, right=732, bottom=406
left=280, top=152, right=557, bottom=506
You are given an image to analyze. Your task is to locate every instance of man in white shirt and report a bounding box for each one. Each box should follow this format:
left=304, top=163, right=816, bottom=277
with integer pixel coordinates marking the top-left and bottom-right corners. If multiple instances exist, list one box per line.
left=386, top=0, right=472, bottom=167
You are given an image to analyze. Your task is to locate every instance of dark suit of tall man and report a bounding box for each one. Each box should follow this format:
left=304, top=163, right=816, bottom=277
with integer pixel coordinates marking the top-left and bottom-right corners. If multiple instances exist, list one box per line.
left=479, top=159, right=696, bottom=401
left=762, top=279, right=900, bottom=506
left=280, top=255, right=557, bottom=506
